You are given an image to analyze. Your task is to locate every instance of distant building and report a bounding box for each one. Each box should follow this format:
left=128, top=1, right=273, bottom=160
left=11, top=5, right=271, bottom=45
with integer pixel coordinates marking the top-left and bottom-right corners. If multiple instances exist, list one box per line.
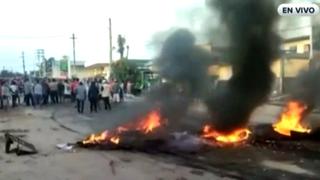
left=76, top=63, right=110, bottom=79
left=48, top=60, right=85, bottom=79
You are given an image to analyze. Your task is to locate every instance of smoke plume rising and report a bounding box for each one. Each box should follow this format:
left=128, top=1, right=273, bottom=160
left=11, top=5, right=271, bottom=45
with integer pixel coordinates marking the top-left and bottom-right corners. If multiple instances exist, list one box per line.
left=290, top=68, right=320, bottom=112
left=205, top=0, right=280, bottom=131
left=103, top=0, right=281, bottom=132
left=151, top=29, right=213, bottom=127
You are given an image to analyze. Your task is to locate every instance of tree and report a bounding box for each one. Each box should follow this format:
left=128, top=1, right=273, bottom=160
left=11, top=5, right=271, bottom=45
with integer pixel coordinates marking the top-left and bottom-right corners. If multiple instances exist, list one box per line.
left=111, top=59, right=140, bottom=83
left=117, top=35, right=126, bottom=59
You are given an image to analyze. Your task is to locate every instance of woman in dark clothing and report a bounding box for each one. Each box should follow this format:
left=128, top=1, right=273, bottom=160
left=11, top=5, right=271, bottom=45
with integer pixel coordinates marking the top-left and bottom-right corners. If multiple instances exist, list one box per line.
left=88, top=82, right=99, bottom=112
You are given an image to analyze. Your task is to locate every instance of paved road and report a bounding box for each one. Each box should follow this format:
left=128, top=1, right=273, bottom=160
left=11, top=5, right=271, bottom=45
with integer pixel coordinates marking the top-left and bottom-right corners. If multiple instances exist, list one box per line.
left=53, top=97, right=149, bottom=135
left=2, top=98, right=320, bottom=180
left=52, top=100, right=287, bottom=136
left=0, top=103, right=222, bottom=180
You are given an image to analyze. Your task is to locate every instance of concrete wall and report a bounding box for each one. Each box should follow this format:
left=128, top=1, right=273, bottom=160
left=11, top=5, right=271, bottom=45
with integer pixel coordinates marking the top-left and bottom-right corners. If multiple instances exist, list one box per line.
left=271, top=59, right=309, bottom=78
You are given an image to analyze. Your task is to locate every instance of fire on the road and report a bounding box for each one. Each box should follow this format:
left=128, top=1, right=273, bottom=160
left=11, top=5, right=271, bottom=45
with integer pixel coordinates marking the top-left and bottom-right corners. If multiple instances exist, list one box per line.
left=273, top=101, right=311, bottom=136
left=82, top=110, right=162, bottom=145
left=201, top=125, right=251, bottom=144
left=136, top=110, right=162, bottom=134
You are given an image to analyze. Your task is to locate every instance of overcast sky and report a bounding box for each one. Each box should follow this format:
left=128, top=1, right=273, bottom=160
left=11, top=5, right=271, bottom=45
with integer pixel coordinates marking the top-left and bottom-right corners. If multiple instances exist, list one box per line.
left=0, top=0, right=208, bottom=72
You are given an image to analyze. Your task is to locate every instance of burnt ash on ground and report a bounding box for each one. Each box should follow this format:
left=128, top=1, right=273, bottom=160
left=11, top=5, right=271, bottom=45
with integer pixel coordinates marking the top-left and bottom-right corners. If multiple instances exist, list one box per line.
left=78, top=123, right=320, bottom=180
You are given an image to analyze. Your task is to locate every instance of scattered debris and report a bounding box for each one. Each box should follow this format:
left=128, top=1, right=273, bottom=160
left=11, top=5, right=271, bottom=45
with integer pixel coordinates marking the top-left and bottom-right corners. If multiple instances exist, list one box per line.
left=109, top=160, right=116, bottom=175
left=56, top=143, right=74, bottom=151
left=4, top=133, right=37, bottom=156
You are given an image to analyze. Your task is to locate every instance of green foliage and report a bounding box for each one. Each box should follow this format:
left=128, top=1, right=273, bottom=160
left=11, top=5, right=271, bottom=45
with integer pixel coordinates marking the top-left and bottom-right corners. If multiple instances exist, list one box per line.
left=111, top=60, right=140, bottom=83
left=117, top=35, right=126, bottom=59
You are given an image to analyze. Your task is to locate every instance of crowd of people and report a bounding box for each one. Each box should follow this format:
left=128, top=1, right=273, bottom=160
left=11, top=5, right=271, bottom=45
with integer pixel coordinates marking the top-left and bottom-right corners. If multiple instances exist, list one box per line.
left=0, top=77, right=134, bottom=114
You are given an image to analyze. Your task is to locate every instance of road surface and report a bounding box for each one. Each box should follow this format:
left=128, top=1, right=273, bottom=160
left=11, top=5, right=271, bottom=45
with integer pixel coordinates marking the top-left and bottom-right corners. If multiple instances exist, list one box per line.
left=0, top=99, right=319, bottom=180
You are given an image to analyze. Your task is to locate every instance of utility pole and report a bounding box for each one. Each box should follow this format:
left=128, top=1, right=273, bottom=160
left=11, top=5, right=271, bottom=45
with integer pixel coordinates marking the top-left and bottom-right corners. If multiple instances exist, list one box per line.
left=71, top=33, right=76, bottom=77
left=109, top=18, right=113, bottom=64
left=22, top=51, right=26, bottom=77
left=109, top=18, right=113, bottom=79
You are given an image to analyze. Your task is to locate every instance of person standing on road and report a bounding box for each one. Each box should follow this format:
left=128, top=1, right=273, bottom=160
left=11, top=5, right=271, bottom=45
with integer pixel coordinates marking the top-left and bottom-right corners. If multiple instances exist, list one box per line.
left=2, top=81, right=11, bottom=110
left=101, top=80, right=112, bottom=110
left=17, top=79, right=23, bottom=105
left=119, top=81, right=124, bottom=102
left=49, top=79, right=59, bottom=104
left=75, top=81, right=87, bottom=113
left=57, top=80, right=65, bottom=103
left=97, top=79, right=103, bottom=110
left=42, top=79, right=50, bottom=105
left=24, top=78, right=34, bottom=107
left=10, top=81, right=18, bottom=108
left=63, top=80, right=71, bottom=102
left=127, top=81, right=132, bottom=95
left=71, top=78, right=79, bottom=103
left=88, top=82, right=99, bottom=113
left=112, top=80, right=120, bottom=103
left=34, top=80, right=43, bottom=108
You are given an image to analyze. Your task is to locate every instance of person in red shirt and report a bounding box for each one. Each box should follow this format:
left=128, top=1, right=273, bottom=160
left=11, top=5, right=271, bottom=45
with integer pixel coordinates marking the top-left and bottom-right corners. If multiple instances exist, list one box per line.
left=70, top=78, right=79, bottom=102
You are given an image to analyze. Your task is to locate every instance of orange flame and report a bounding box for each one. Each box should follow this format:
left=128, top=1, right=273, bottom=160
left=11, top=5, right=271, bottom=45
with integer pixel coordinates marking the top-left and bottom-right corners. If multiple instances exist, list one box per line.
left=82, top=110, right=163, bottom=145
left=137, top=110, right=162, bottom=133
left=82, top=131, right=109, bottom=144
left=273, top=101, right=311, bottom=136
left=202, top=125, right=251, bottom=144
left=110, top=136, right=120, bottom=144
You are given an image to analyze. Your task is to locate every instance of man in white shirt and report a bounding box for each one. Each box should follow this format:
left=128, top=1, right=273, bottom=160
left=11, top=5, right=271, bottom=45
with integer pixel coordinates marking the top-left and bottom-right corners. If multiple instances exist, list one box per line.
left=34, top=80, right=43, bottom=107
left=101, top=81, right=111, bottom=110
left=10, top=81, right=18, bottom=107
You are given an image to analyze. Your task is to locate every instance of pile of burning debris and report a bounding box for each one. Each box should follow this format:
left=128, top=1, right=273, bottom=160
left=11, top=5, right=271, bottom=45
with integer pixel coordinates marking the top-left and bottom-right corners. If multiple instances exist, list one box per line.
left=76, top=100, right=319, bottom=154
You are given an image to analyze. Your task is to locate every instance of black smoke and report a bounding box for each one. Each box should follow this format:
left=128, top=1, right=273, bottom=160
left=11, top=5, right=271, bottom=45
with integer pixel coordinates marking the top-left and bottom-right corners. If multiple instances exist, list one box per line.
left=149, top=29, right=213, bottom=128
left=100, top=0, right=280, bottom=132
left=290, top=68, right=320, bottom=113
left=205, top=0, right=280, bottom=132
